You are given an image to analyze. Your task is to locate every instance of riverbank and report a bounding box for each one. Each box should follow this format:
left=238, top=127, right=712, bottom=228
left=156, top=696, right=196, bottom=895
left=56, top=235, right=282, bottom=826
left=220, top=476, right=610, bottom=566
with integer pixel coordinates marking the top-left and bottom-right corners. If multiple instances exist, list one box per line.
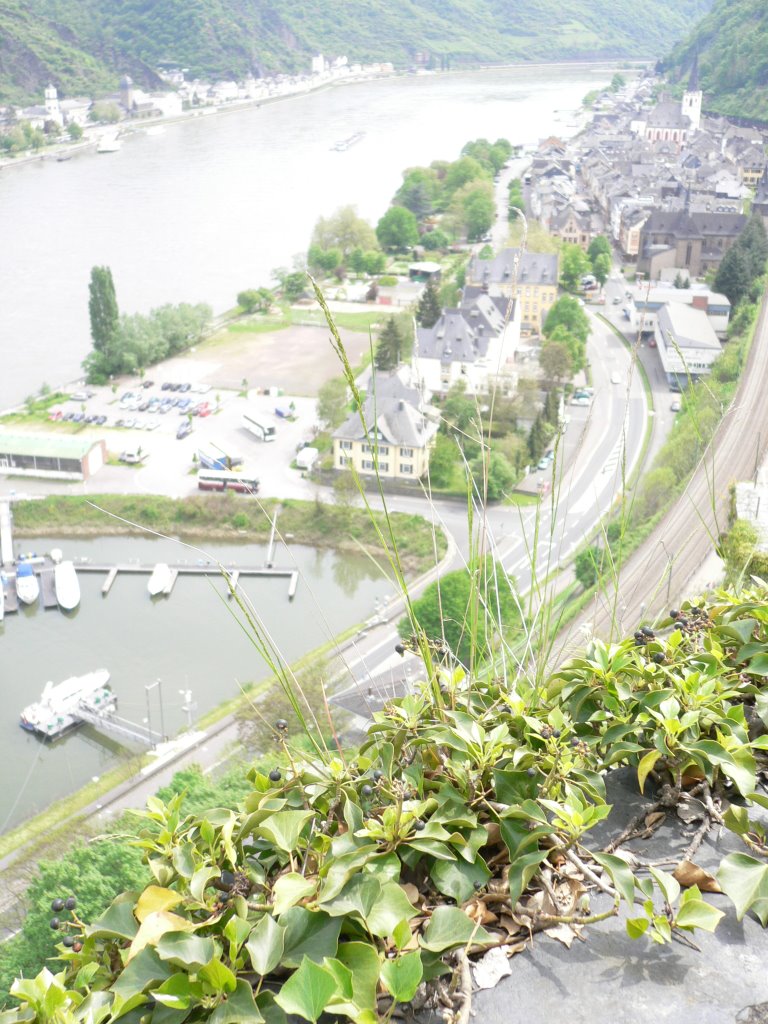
left=11, top=493, right=447, bottom=573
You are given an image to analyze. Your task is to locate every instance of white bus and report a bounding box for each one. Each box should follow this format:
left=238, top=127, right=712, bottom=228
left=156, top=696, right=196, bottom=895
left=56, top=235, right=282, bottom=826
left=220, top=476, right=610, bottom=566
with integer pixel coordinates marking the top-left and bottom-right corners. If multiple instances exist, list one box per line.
left=197, top=470, right=259, bottom=494
left=242, top=411, right=276, bottom=442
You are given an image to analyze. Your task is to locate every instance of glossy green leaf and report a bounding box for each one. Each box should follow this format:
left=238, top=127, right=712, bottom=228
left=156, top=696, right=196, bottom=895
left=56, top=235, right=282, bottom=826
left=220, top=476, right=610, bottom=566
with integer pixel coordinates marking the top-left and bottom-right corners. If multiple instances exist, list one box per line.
left=152, top=974, right=203, bottom=1010
left=507, top=850, right=548, bottom=906
left=420, top=906, right=492, bottom=952
left=246, top=915, right=285, bottom=977
left=649, top=866, right=681, bottom=907
left=280, top=907, right=341, bottom=967
left=637, top=750, right=661, bottom=794
left=209, top=979, right=265, bottom=1024
left=335, top=941, right=381, bottom=1012
left=322, top=873, right=381, bottom=921
left=675, top=886, right=724, bottom=932
left=274, top=956, right=338, bottom=1022
left=256, top=810, right=314, bottom=854
left=156, top=932, right=214, bottom=970
left=717, top=852, right=768, bottom=925
left=430, top=854, right=490, bottom=902
left=592, top=852, right=635, bottom=906
left=625, top=917, right=649, bottom=939
left=381, top=951, right=423, bottom=1002
left=200, top=959, right=237, bottom=994
left=366, top=882, right=418, bottom=938
left=272, top=873, right=317, bottom=915
left=86, top=892, right=139, bottom=941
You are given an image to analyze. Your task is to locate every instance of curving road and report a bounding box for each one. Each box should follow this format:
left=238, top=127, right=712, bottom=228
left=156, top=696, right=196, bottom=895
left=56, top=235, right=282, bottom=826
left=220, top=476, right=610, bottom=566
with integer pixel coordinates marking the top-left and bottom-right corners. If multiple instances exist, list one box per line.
left=569, top=285, right=768, bottom=643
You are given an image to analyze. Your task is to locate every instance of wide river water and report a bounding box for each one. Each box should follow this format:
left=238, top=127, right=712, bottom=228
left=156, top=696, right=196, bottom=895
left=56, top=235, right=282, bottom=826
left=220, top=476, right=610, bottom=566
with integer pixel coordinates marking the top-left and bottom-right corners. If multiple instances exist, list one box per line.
left=0, top=64, right=612, bottom=410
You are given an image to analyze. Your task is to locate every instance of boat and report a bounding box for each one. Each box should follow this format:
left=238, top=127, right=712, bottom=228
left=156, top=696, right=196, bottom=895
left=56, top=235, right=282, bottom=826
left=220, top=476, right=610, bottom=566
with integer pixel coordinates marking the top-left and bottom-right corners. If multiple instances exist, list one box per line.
left=331, top=131, right=365, bottom=152
left=15, top=562, right=39, bottom=605
left=20, top=670, right=114, bottom=738
left=54, top=560, right=81, bottom=611
left=97, top=132, right=122, bottom=154
left=148, top=563, right=171, bottom=596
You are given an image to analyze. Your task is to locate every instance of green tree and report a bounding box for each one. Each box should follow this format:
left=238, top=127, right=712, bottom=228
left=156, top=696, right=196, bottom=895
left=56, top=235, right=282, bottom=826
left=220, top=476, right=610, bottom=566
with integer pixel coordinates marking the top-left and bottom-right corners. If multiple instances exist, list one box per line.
left=714, top=246, right=751, bottom=306
left=592, top=252, right=612, bottom=287
left=374, top=317, right=404, bottom=370
left=587, top=235, right=611, bottom=264
left=393, top=167, right=440, bottom=220
left=421, top=230, right=449, bottom=251
left=443, top=155, right=488, bottom=196
left=66, top=122, right=83, bottom=141
left=236, top=659, right=335, bottom=753
left=362, top=250, right=387, bottom=275
left=311, top=206, right=378, bottom=257
left=87, top=265, right=119, bottom=354
left=376, top=206, right=420, bottom=250
left=540, top=341, right=573, bottom=385
left=237, top=287, right=272, bottom=313
left=281, top=271, right=307, bottom=302
left=90, top=101, right=120, bottom=123
left=527, top=413, right=549, bottom=461
left=398, top=557, right=519, bottom=667
left=543, top=387, right=560, bottom=425
left=559, top=243, right=592, bottom=292
left=610, top=73, right=626, bottom=92
left=428, top=433, right=458, bottom=486
left=415, top=276, right=442, bottom=328
left=544, top=295, right=590, bottom=345
left=472, top=449, right=515, bottom=501
left=574, top=545, right=605, bottom=589
left=317, top=378, right=349, bottom=428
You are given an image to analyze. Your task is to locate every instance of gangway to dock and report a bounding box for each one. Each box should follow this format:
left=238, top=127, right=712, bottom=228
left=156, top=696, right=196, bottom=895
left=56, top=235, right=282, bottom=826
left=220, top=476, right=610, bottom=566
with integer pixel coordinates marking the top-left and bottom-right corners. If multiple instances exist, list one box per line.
left=76, top=705, right=163, bottom=746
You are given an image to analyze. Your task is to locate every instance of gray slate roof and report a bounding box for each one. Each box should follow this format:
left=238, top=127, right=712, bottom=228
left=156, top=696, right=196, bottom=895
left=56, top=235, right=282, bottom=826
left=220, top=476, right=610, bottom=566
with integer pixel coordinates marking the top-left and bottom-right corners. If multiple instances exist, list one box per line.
left=332, top=370, right=436, bottom=449
left=470, top=249, right=558, bottom=288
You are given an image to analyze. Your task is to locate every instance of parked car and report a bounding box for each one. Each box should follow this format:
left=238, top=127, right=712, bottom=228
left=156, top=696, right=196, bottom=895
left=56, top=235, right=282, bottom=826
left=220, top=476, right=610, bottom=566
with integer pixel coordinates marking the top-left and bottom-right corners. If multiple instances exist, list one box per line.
left=571, top=395, right=591, bottom=406
left=537, top=457, right=549, bottom=470
left=198, top=404, right=211, bottom=418
left=176, top=421, right=193, bottom=440
left=141, top=380, right=154, bottom=389
left=72, top=412, right=84, bottom=423
left=670, top=399, right=682, bottom=412
left=161, top=382, right=172, bottom=391
left=96, top=415, right=107, bottom=426
left=179, top=382, right=191, bottom=393
left=49, top=410, right=62, bottom=421
left=610, top=371, right=622, bottom=385
left=144, top=419, right=159, bottom=431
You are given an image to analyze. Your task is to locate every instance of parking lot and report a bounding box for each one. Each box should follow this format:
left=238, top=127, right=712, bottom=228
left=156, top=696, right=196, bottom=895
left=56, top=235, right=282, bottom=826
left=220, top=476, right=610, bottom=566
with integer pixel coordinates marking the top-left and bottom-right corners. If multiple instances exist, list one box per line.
left=44, top=380, right=321, bottom=501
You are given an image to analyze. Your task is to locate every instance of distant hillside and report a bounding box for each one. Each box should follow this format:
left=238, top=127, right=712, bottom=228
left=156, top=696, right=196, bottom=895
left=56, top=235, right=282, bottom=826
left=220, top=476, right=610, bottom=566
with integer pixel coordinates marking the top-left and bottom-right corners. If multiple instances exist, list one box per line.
left=667, top=0, right=768, bottom=123
left=1, top=0, right=713, bottom=105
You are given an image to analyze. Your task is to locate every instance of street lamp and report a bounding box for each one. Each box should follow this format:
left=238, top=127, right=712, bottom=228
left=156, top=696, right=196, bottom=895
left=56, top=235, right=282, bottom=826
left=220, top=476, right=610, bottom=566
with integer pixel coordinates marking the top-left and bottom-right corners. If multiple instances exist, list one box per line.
left=179, top=689, right=197, bottom=730
left=145, top=678, right=166, bottom=747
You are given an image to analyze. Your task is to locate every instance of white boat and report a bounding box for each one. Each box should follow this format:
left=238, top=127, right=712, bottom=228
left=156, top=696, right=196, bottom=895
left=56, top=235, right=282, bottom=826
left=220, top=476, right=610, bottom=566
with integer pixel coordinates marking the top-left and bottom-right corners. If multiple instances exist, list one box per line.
left=97, top=132, right=121, bottom=154
left=54, top=560, right=81, bottom=611
left=148, top=562, right=171, bottom=596
left=20, top=670, right=114, bottom=738
left=15, top=562, right=39, bottom=605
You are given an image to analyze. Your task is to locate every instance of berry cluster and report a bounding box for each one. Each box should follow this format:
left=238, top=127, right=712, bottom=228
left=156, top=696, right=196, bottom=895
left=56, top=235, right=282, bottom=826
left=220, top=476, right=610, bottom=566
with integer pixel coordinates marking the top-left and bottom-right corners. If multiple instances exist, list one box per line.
left=49, top=896, right=81, bottom=951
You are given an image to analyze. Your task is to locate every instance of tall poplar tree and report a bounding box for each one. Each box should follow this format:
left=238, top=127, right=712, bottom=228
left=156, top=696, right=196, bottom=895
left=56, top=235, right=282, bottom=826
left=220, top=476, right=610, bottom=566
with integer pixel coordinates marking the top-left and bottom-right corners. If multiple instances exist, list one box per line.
left=415, top=277, right=442, bottom=328
left=88, top=265, right=119, bottom=353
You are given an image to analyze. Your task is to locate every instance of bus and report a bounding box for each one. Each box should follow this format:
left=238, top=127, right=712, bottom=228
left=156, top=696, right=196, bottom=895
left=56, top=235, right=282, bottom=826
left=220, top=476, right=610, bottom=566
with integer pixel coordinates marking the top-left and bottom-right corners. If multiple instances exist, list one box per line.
left=197, top=470, right=259, bottom=494
left=197, top=444, right=244, bottom=470
left=242, top=411, right=276, bottom=442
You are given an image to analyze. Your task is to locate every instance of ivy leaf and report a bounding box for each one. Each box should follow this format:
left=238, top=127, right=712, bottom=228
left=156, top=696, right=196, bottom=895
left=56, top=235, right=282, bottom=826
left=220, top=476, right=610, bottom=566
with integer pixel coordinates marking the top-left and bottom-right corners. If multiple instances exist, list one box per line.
left=209, top=979, right=265, bottom=1024
left=272, top=873, right=317, bottom=915
left=256, top=811, right=314, bottom=854
left=380, top=951, right=423, bottom=1002
left=625, top=917, right=649, bottom=939
left=322, top=874, right=381, bottom=921
left=274, top=956, right=338, bottom=1022
left=365, top=882, right=418, bottom=938
left=507, top=850, right=548, bottom=906
left=128, top=911, right=196, bottom=961
left=86, top=892, right=139, bottom=941
left=152, top=974, right=203, bottom=1010
left=420, top=906, right=492, bottom=953
left=335, top=941, right=381, bottom=1013
left=280, top=908, right=342, bottom=967
left=156, top=932, right=215, bottom=970
left=200, top=959, right=237, bottom=994
left=675, top=886, right=724, bottom=932
left=135, top=886, right=184, bottom=922
left=592, top=852, right=635, bottom=906
left=717, top=853, right=768, bottom=925
left=430, top=855, right=490, bottom=902
left=637, top=750, right=661, bottom=794
left=246, top=915, right=285, bottom=977
left=649, top=866, right=681, bottom=907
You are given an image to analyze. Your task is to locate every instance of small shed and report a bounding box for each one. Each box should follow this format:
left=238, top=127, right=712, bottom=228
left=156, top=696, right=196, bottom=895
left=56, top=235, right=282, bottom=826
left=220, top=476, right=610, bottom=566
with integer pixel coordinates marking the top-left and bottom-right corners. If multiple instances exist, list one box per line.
left=0, top=432, right=106, bottom=481
left=296, top=446, right=319, bottom=471
left=408, top=261, right=442, bottom=282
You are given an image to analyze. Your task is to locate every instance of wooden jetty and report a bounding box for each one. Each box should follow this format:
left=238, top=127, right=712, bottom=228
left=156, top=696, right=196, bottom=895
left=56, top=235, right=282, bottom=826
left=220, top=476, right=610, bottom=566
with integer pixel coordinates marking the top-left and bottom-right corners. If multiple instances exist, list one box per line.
left=3, top=576, right=18, bottom=614
left=39, top=567, right=58, bottom=609
left=77, top=563, right=299, bottom=599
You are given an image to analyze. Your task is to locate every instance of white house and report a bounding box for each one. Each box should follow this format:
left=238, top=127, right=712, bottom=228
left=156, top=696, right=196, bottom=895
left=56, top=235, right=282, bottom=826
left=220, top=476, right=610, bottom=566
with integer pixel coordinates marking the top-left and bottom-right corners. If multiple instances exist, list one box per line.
left=654, top=303, right=722, bottom=389
left=625, top=285, right=731, bottom=338
left=414, top=293, right=520, bottom=397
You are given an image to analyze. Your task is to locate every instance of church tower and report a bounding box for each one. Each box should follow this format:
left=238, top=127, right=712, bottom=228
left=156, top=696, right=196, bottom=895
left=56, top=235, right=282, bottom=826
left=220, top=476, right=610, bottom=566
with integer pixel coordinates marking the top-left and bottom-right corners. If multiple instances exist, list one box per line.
left=681, top=55, right=702, bottom=134
left=44, top=83, right=62, bottom=126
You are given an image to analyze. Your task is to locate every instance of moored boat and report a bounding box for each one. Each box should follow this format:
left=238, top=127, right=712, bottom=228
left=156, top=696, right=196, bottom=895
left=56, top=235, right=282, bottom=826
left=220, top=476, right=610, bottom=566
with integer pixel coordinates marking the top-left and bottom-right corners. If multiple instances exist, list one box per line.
left=54, top=560, right=81, bottom=611
left=20, top=670, right=113, bottom=738
left=97, top=132, right=121, bottom=154
left=15, top=562, right=39, bottom=605
left=148, top=563, right=171, bottom=596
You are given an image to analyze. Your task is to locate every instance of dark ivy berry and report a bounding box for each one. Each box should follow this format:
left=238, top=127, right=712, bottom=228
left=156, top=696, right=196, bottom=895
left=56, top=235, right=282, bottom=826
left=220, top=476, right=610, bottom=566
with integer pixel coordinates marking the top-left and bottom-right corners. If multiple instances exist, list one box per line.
left=395, top=644, right=405, bottom=656
left=413, top=820, right=425, bottom=831
left=269, top=769, right=282, bottom=783
left=670, top=609, right=679, bottom=619
left=552, top=729, right=561, bottom=739
left=62, top=935, right=75, bottom=948
left=51, top=898, right=65, bottom=913
left=72, top=942, right=82, bottom=953
left=527, top=767, right=536, bottom=777
left=653, top=652, right=665, bottom=664
left=50, top=918, right=60, bottom=930
left=678, top=617, right=689, bottom=629
left=642, top=627, right=655, bottom=638
left=220, top=870, right=235, bottom=889
left=373, top=770, right=384, bottom=782
left=361, top=784, right=373, bottom=797
left=64, top=897, right=77, bottom=911
left=571, top=736, right=580, bottom=747
left=275, top=719, right=288, bottom=731
left=473, top=880, right=483, bottom=890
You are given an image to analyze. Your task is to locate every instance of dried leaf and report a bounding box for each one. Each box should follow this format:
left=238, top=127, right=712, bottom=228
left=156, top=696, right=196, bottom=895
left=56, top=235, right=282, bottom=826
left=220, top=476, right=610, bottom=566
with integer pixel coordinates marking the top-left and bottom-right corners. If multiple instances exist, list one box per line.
left=543, top=923, right=579, bottom=947
left=681, top=767, right=705, bottom=788
left=463, top=899, right=498, bottom=927
left=547, top=850, right=566, bottom=869
left=608, top=849, right=641, bottom=870
left=484, top=822, right=502, bottom=847
left=673, top=860, right=722, bottom=894
left=505, top=939, right=529, bottom=957
left=472, top=947, right=512, bottom=989
left=677, top=798, right=706, bottom=824
left=644, top=811, right=667, bottom=829
left=400, top=882, right=420, bottom=906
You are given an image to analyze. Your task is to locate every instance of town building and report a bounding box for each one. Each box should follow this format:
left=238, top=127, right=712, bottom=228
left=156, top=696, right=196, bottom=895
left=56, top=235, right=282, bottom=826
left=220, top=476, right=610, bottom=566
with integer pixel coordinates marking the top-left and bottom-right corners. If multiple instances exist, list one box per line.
left=0, top=434, right=106, bottom=481
left=466, top=250, right=559, bottom=334
left=625, top=285, right=731, bottom=337
left=654, top=303, right=722, bottom=389
left=638, top=209, right=747, bottom=279
left=332, top=370, right=438, bottom=481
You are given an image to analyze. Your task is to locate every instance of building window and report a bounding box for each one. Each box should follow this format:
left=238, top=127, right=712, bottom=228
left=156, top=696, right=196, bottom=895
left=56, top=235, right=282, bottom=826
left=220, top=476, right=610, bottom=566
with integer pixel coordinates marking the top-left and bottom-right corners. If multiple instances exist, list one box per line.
left=339, top=455, right=348, bottom=467
left=339, top=440, right=352, bottom=450
left=362, top=443, right=389, bottom=455
left=380, top=463, right=389, bottom=472
left=400, top=464, right=414, bottom=474
left=400, top=447, right=414, bottom=457
left=362, top=459, right=375, bottom=470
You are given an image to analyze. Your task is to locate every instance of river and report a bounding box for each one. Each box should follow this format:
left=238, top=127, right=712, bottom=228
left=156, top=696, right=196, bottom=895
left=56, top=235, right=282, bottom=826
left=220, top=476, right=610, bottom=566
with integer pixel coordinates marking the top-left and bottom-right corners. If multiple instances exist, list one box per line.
left=0, top=64, right=612, bottom=410
left=0, top=535, right=392, bottom=832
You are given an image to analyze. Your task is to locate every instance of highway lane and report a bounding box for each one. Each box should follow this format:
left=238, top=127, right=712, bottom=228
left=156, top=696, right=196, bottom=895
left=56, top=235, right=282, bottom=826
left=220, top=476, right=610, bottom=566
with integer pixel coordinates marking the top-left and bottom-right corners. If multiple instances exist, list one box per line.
left=571, top=285, right=768, bottom=642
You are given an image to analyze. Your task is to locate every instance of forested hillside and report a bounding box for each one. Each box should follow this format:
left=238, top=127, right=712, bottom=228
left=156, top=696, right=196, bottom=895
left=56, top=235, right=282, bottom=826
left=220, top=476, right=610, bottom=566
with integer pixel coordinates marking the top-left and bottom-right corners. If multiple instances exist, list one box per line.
left=667, top=0, right=768, bottom=122
left=0, top=0, right=712, bottom=104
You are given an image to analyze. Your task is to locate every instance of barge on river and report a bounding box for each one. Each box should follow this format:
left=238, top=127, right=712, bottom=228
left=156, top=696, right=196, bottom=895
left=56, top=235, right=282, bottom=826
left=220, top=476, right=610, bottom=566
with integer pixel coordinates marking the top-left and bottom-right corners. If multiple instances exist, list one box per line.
left=20, top=670, right=115, bottom=738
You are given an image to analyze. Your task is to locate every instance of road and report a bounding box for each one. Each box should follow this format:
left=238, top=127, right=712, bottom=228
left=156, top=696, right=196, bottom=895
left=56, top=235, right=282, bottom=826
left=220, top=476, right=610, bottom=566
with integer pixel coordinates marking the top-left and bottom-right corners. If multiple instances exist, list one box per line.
left=568, top=283, right=768, bottom=642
